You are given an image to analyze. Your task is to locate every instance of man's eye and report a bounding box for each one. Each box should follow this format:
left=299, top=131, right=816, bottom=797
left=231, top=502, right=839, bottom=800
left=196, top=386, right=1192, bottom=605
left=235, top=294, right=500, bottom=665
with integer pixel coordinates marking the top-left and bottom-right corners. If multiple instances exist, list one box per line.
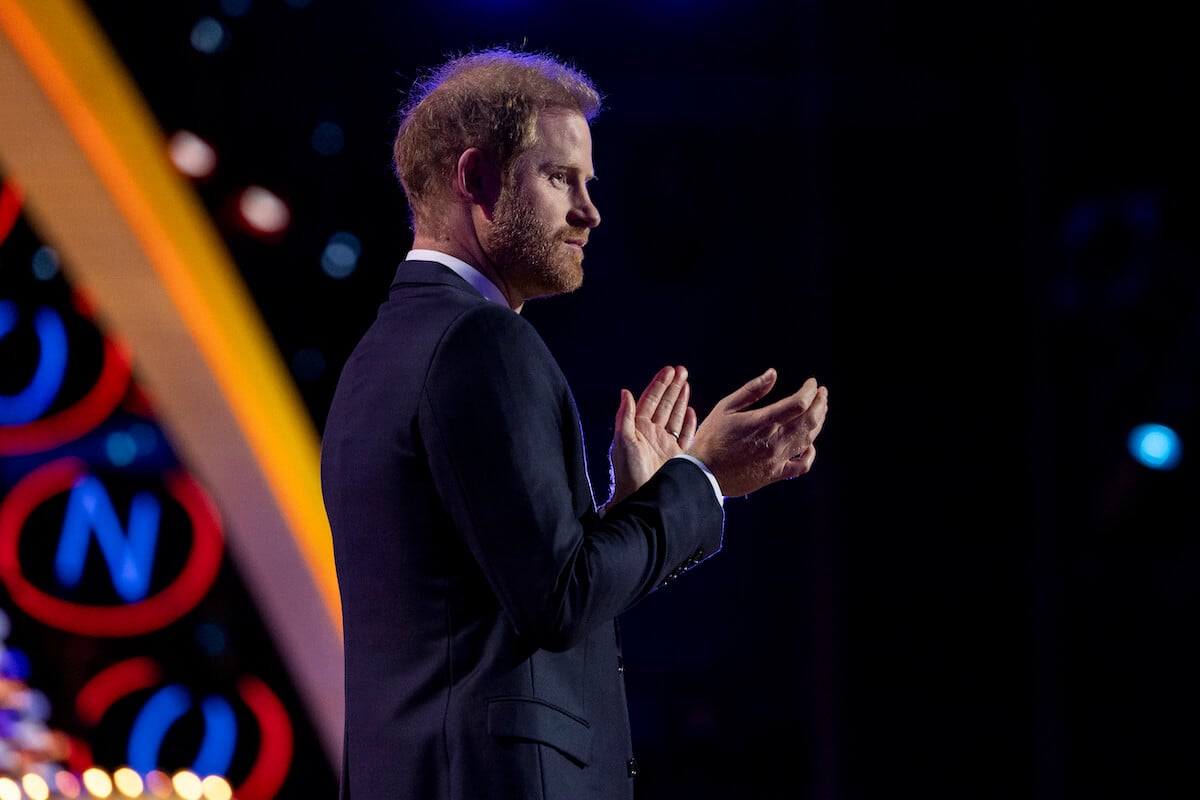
left=549, top=173, right=566, bottom=185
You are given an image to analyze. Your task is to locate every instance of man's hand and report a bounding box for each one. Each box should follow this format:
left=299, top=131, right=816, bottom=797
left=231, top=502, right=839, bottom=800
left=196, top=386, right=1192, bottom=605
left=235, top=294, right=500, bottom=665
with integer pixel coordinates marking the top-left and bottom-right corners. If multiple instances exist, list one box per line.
left=605, top=365, right=697, bottom=510
left=688, top=368, right=829, bottom=498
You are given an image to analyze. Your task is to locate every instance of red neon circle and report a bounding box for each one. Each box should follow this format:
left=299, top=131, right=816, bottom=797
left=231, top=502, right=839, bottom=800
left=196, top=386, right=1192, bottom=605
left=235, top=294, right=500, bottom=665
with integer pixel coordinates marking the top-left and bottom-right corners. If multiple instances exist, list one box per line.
left=235, top=675, right=294, bottom=800
left=0, top=329, right=132, bottom=456
left=74, top=660, right=294, bottom=799
left=0, top=458, right=224, bottom=636
left=75, top=656, right=164, bottom=725
left=0, top=181, right=22, bottom=244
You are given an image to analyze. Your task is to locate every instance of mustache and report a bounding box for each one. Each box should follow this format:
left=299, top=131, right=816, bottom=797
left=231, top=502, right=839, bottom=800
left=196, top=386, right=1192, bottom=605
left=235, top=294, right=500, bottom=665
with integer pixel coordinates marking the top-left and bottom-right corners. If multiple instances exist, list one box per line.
left=559, top=227, right=590, bottom=244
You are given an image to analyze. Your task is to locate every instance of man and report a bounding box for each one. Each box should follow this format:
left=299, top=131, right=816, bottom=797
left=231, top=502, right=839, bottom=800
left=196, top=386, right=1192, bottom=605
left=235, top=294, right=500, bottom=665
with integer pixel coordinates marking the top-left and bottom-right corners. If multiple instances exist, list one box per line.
left=320, top=47, right=829, bottom=800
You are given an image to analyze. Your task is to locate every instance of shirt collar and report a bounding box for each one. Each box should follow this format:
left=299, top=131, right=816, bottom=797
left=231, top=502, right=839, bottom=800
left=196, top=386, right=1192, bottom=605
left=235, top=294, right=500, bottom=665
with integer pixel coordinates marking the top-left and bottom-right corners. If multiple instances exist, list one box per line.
left=406, top=249, right=507, bottom=306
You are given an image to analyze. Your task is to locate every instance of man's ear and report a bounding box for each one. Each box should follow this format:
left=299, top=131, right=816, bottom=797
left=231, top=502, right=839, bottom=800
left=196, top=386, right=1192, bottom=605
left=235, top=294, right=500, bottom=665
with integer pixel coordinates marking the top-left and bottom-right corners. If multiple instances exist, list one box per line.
left=456, top=148, right=502, bottom=217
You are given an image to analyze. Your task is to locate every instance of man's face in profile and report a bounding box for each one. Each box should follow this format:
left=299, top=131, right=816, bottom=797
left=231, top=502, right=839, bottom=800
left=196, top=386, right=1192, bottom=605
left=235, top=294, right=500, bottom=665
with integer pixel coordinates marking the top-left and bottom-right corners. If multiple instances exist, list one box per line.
left=483, top=109, right=601, bottom=302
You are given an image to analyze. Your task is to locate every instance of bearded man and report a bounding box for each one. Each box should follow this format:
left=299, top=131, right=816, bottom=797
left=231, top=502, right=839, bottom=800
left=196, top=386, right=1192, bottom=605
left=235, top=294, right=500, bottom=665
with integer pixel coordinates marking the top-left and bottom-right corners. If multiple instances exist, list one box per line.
left=320, top=46, right=829, bottom=800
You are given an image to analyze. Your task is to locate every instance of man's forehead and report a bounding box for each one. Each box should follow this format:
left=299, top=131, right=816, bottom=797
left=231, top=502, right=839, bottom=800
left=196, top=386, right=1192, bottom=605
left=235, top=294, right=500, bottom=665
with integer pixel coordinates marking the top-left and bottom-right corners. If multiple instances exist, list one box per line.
left=529, top=110, right=593, bottom=167
left=535, top=110, right=590, bottom=145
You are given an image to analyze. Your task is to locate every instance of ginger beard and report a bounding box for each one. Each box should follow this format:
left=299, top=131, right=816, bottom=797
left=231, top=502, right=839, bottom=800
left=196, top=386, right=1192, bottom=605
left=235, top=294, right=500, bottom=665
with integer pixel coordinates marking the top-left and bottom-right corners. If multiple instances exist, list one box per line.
left=485, top=176, right=587, bottom=301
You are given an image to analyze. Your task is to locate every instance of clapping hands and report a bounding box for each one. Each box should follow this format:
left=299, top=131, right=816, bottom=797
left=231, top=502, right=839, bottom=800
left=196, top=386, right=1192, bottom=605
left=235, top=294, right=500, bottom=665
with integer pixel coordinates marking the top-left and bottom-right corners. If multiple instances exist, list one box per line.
left=605, top=365, right=829, bottom=512
left=605, top=365, right=695, bottom=509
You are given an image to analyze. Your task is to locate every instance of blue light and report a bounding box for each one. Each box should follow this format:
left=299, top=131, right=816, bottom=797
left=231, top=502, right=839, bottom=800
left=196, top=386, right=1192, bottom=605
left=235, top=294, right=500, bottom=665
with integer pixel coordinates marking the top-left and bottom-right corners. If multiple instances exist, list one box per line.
left=193, top=696, right=238, bottom=777
left=55, top=475, right=162, bottom=603
left=128, top=685, right=191, bottom=774
left=0, top=647, right=30, bottom=681
left=105, top=431, right=139, bottom=466
left=128, top=687, right=237, bottom=778
left=1121, top=191, right=1159, bottom=237
left=219, top=0, right=253, bottom=17
left=31, top=246, right=60, bottom=280
left=1127, top=423, right=1182, bottom=471
left=0, top=303, right=69, bottom=425
left=194, top=621, right=229, bottom=655
left=321, top=231, right=361, bottom=278
left=311, top=121, right=345, bottom=156
left=190, top=17, right=229, bottom=54
left=129, top=422, right=160, bottom=455
left=24, top=688, right=52, bottom=721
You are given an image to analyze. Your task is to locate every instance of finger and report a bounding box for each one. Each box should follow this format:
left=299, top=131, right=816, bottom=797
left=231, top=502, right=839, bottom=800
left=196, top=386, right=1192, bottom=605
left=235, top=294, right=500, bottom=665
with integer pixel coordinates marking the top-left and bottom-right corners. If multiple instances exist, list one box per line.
left=663, top=378, right=690, bottom=433
left=614, top=388, right=635, bottom=438
left=649, top=365, right=688, bottom=427
left=715, top=368, right=778, bottom=414
left=774, top=389, right=828, bottom=454
left=752, top=377, right=822, bottom=427
left=636, top=366, right=676, bottom=418
left=781, top=444, right=817, bottom=479
left=679, top=406, right=698, bottom=449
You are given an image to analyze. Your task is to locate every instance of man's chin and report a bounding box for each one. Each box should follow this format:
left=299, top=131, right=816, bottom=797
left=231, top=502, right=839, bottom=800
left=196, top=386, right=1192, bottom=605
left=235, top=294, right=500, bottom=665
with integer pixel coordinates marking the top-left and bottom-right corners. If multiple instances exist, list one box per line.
left=530, top=265, right=583, bottom=300
left=561, top=263, right=584, bottom=293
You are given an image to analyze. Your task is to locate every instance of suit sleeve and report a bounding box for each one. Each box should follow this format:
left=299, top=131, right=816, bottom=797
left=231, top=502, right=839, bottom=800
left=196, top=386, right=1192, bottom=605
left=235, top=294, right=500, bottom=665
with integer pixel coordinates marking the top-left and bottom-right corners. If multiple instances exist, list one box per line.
left=420, top=304, right=724, bottom=651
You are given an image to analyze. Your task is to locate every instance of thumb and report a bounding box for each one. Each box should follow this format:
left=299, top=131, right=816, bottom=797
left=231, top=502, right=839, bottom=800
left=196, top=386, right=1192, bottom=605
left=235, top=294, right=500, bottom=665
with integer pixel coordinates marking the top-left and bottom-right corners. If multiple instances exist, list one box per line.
left=717, top=368, right=778, bottom=413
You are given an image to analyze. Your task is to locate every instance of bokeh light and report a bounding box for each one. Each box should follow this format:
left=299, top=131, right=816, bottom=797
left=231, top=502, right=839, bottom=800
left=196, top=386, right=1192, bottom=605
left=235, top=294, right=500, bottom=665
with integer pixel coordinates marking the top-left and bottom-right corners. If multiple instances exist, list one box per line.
left=112, top=768, right=143, bottom=798
left=237, top=186, right=290, bottom=237
left=194, top=621, right=228, bottom=656
left=171, top=771, right=203, bottom=800
left=189, top=18, right=229, bottom=55
left=54, top=771, right=81, bottom=799
left=21, top=772, right=50, bottom=800
left=219, top=0, right=253, bottom=17
left=167, top=131, right=218, bottom=180
left=310, top=121, right=344, bottom=156
left=0, top=647, right=31, bottom=681
left=200, top=775, right=232, bottom=800
left=320, top=231, right=361, bottom=278
left=31, top=246, right=60, bottom=280
left=81, top=768, right=113, bottom=798
left=1128, top=422, right=1182, bottom=471
left=144, top=771, right=172, bottom=799
left=105, top=431, right=138, bottom=466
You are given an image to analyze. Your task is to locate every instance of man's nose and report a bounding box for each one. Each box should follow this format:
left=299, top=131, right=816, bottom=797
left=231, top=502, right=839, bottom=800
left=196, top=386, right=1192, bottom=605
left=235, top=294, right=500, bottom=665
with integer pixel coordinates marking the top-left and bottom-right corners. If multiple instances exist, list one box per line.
left=570, top=189, right=601, bottom=229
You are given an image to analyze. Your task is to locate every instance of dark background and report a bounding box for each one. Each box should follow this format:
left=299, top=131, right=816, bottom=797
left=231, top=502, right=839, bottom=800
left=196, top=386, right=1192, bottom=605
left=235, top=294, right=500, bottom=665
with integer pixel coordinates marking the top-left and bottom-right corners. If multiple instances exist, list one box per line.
left=53, top=0, right=1200, bottom=796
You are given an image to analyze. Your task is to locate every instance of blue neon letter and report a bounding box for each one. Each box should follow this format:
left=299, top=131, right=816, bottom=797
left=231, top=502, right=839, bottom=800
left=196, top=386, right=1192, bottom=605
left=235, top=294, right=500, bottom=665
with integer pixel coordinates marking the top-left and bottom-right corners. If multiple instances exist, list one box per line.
left=0, top=301, right=69, bottom=425
left=128, top=686, right=238, bottom=777
left=55, top=475, right=161, bottom=602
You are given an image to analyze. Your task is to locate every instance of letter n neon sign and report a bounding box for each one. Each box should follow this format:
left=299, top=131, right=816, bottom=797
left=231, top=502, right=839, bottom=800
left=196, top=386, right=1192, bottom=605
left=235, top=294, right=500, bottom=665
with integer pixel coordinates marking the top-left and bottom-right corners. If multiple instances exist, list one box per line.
left=0, top=458, right=223, bottom=636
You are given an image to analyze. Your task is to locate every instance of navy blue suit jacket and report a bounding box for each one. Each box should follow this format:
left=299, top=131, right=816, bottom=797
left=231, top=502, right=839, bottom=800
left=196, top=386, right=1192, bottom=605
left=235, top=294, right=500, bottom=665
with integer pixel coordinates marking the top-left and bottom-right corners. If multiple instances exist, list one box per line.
left=321, top=260, right=725, bottom=799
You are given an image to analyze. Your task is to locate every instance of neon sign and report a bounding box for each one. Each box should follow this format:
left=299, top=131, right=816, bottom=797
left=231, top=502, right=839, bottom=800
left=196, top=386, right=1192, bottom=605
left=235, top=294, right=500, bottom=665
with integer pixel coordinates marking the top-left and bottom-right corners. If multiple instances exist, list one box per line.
left=0, top=297, right=132, bottom=456
left=0, top=301, right=68, bottom=424
left=0, top=458, right=223, bottom=636
left=55, top=473, right=161, bottom=602
left=0, top=180, right=20, bottom=245
left=75, top=657, right=294, bottom=800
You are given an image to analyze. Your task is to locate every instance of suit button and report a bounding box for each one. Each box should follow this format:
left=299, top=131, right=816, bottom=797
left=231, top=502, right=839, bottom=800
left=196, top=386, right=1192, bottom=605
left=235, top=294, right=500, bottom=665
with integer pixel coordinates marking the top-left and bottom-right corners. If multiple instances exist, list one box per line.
left=617, top=655, right=624, bottom=673
left=626, top=757, right=638, bottom=778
